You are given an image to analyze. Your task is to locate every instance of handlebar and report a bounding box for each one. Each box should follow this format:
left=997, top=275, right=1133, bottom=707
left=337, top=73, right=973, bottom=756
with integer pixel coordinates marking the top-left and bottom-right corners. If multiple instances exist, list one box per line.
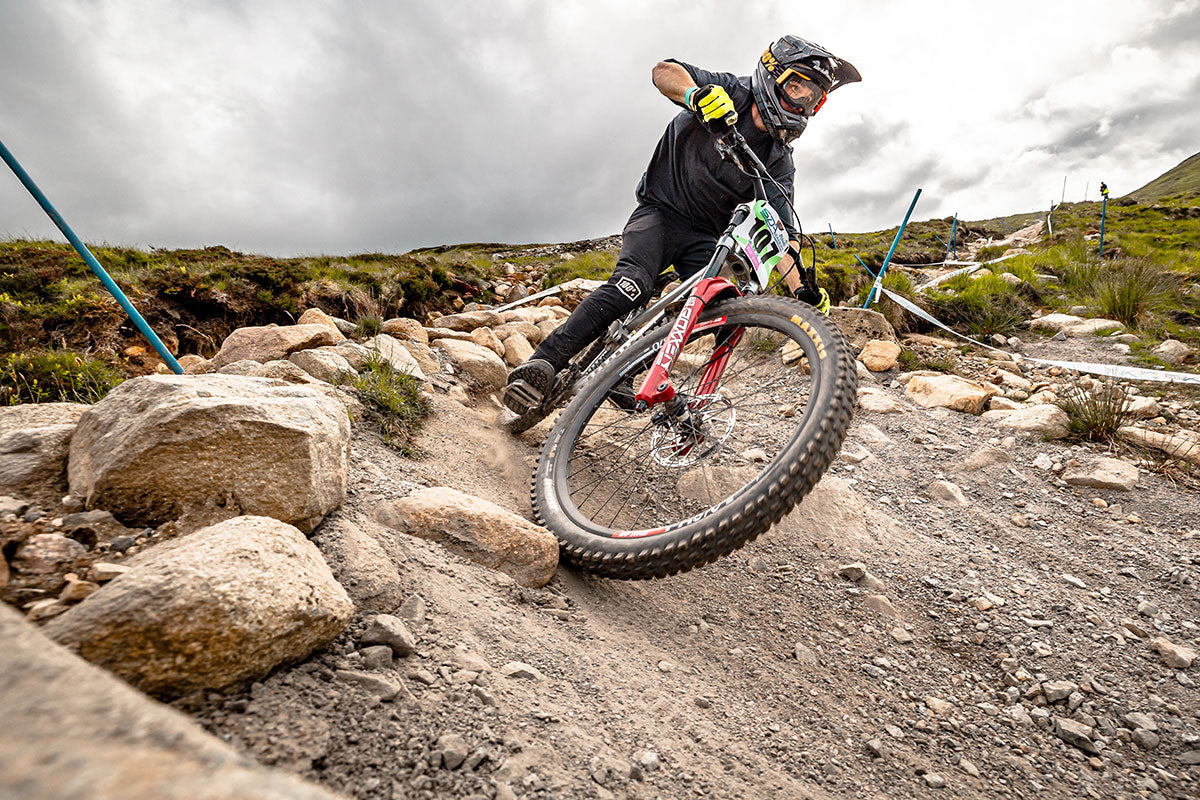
left=714, top=128, right=770, bottom=202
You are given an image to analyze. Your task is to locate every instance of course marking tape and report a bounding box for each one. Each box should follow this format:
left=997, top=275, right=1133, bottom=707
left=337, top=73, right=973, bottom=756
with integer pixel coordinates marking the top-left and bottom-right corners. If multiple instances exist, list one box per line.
left=879, top=288, right=1200, bottom=386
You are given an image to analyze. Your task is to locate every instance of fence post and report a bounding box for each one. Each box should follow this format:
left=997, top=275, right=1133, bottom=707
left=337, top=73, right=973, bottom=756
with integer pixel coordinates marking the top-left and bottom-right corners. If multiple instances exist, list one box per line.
left=0, top=137, right=183, bottom=374
left=863, top=188, right=922, bottom=308
left=1098, top=182, right=1109, bottom=258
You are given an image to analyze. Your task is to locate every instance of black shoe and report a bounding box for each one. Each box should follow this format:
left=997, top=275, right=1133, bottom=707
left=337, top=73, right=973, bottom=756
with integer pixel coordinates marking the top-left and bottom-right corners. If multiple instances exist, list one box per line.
left=504, top=358, right=556, bottom=415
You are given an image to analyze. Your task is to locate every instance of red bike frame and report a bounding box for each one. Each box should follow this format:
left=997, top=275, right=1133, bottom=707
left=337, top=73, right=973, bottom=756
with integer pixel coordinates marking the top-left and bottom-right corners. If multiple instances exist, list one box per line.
left=633, top=277, right=742, bottom=408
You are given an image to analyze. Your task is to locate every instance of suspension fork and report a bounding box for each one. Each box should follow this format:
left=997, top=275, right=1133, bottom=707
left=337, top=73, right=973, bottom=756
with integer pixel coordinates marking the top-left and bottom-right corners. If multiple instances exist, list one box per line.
left=694, top=326, right=745, bottom=406
left=633, top=275, right=742, bottom=411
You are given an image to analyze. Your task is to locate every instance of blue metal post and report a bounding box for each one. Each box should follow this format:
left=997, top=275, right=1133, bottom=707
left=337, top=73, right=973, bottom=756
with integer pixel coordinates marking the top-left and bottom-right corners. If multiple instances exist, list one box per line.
left=827, top=222, right=837, bottom=249
left=863, top=188, right=922, bottom=308
left=0, top=137, right=182, bottom=374
left=1098, top=182, right=1109, bottom=258
left=949, top=214, right=958, bottom=260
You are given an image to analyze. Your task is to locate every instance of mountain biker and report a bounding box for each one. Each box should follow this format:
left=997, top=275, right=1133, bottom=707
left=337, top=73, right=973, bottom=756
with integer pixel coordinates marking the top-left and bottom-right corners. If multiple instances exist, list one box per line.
left=504, top=35, right=861, bottom=416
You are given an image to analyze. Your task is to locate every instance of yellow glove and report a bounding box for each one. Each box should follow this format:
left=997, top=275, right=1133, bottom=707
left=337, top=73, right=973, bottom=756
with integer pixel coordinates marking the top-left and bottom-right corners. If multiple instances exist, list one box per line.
left=685, top=84, right=738, bottom=131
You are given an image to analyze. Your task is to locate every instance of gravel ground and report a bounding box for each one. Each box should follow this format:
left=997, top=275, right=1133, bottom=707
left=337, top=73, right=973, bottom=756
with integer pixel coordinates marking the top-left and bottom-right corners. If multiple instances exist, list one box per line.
left=183, top=324, right=1199, bottom=800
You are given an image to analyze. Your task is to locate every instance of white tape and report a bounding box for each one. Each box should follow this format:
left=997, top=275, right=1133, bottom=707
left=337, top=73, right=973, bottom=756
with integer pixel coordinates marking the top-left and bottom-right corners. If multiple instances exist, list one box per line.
left=879, top=287, right=1200, bottom=386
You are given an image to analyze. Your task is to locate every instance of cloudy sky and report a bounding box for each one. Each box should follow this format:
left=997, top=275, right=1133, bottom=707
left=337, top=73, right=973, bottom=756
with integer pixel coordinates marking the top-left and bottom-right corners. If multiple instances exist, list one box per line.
left=2, top=0, right=1198, bottom=257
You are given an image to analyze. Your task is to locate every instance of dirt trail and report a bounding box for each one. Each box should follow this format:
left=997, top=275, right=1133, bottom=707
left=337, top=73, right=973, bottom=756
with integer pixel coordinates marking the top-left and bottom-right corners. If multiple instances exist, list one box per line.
left=195, top=367, right=1199, bottom=800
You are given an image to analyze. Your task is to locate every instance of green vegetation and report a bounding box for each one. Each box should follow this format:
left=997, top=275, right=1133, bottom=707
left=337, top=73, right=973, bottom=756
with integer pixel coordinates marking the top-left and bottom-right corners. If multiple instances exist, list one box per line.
left=924, top=273, right=1029, bottom=336
left=1091, top=258, right=1179, bottom=328
left=337, top=351, right=430, bottom=454
left=541, top=251, right=618, bottom=288
left=896, top=348, right=956, bottom=373
left=1, top=350, right=124, bottom=405
left=1128, top=152, right=1200, bottom=203
left=1056, top=379, right=1133, bottom=444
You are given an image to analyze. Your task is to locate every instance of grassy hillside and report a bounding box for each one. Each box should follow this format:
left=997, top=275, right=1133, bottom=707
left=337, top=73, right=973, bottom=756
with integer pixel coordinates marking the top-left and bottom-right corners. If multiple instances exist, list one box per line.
left=1128, top=151, right=1200, bottom=203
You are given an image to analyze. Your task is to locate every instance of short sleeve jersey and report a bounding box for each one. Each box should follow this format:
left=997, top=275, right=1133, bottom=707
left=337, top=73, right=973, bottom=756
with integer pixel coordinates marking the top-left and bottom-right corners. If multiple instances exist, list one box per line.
left=635, top=59, right=798, bottom=239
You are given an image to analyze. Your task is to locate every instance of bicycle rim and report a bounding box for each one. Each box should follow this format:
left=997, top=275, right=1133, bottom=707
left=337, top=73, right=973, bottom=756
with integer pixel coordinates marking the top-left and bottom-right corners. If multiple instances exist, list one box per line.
left=549, top=304, right=825, bottom=538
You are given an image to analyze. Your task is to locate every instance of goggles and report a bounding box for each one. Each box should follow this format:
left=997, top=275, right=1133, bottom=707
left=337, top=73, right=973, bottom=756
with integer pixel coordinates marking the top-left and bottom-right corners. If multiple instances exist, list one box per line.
left=775, top=69, right=827, bottom=117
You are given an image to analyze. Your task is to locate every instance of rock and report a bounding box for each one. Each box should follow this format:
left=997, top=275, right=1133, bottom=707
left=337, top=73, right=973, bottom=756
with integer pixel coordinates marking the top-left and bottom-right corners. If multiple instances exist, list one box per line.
left=499, top=661, right=545, bottom=680
left=1122, top=712, right=1158, bottom=732
left=255, top=359, right=323, bottom=385
left=988, top=396, right=1023, bottom=411
left=43, top=516, right=351, bottom=696
left=923, top=773, right=945, bottom=788
left=1122, top=395, right=1160, bottom=419
left=502, top=333, right=535, bottom=367
left=860, top=340, right=902, bottom=371
left=1150, top=636, right=1197, bottom=668
left=857, top=387, right=905, bottom=413
left=828, top=307, right=898, bottom=349
left=432, top=339, right=508, bottom=391
left=12, top=533, right=88, bottom=575
left=362, top=334, right=426, bottom=379
left=1132, top=729, right=1161, bottom=750
left=323, top=341, right=377, bottom=371
left=890, top=627, right=914, bottom=644
left=67, top=375, right=350, bottom=533
left=1042, top=681, right=1078, bottom=703
left=360, top=614, right=417, bottom=657
left=927, top=480, right=968, bottom=506
left=176, top=354, right=211, bottom=373
left=1118, top=426, right=1200, bottom=466
left=0, top=402, right=88, bottom=435
left=359, top=645, right=393, bottom=670
left=296, top=308, right=347, bottom=341
left=381, top=317, right=429, bottom=344
left=995, top=369, right=1033, bottom=392
left=335, top=669, right=403, bottom=701
left=0, top=604, right=345, bottom=800
left=310, top=518, right=405, bottom=613
left=0, top=424, right=77, bottom=490
left=838, top=562, right=867, bottom=581
left=373, top=487, right=558, bottom=588
left=88, top=562, right=132, bottom=582
left=211, top=324, right=342, bottom=369
left=981, top=405, right=1070, bottom=439
left=431, top=310, right=505, bottom=332
left=863, top=594, right=901, bottom=620
left=959, top=446, right=1012, bottom=471
left=1033, top=314, right=1123, bottom=337
left=469, top=327, right=506, bottom=357
left=58, top=509, right=131, bottom=547
left=1152, top=339, right=1192, bottom=364
left=288, top=349, right=356, bottom=383
left=398, top=594, right=427, bottom=627
left=394, top=338, right=441, bottom=376
left=905, top=374, right=996, bottom=414
left=1062, top=457, right=1139, bottom=491
left=1053, top=717, right=1098, bottom=753
left=438, top=733, right=470, bottom=769
left=924, top=696, right=954, bottom=716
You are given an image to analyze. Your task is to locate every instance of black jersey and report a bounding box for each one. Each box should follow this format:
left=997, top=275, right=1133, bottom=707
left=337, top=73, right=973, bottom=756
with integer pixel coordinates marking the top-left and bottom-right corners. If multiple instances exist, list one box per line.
left=635, top=59, right=797, bottom=239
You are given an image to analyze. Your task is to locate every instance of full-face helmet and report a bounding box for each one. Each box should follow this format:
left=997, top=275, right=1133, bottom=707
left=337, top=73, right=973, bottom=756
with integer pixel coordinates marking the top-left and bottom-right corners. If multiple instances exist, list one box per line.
left=752, top=35, right=861, bottom=143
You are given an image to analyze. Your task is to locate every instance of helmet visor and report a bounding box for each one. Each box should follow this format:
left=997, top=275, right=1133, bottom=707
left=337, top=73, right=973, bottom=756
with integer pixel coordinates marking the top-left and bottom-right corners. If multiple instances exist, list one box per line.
left=776, top=69, right=826, bottom=116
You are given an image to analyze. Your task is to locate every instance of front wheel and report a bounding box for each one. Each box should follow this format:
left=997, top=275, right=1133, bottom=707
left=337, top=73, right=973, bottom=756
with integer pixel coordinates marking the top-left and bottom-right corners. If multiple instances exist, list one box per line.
left=532, top=295, right=857, bottom=579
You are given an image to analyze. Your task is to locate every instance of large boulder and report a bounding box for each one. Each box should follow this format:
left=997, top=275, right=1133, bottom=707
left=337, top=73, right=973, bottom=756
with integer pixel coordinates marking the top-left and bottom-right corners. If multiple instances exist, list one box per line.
left=288, top=349, right=356, bottom=383
left=0, top=402, right=89, bottom=490
left=381, top=317, right=429, bottom=345
left=829, top=307, right=899, bottom=350
left=373, top=487, right=558, bottom=588
left=43, top=516, right=352, bottom=696
left=904, top=374, right=997, bottom=414
left=363, top=334, right=426, bottom=379
left=211, top=324, right=342, bottom=369
left=981, top=404, right=1071, bottom=439
left=432, top=339, right=508, bottom=391
left=295, top=308, right=346, bottom=342
left=68, top=375, right=350, bottom=532
left=0, top=604, right=346, bottom=800
left=1118, top=426, right=1200, bottom=466
left=859, top=340, right=902, bottom=372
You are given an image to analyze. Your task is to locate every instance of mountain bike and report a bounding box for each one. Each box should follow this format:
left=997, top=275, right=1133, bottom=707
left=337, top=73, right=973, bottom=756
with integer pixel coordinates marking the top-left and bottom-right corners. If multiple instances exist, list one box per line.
left=513, top=128, right=857, bottom=579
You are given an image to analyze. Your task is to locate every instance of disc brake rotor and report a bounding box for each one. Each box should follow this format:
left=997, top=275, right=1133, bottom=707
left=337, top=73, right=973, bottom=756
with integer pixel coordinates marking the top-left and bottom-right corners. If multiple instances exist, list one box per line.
left=648, top=393, right=736, bottom=467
